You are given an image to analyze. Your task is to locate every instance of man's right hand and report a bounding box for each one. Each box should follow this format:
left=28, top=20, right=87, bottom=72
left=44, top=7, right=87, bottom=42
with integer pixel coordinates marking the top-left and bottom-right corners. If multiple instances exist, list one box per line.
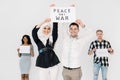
left=92, top=48, right=96, bottom=52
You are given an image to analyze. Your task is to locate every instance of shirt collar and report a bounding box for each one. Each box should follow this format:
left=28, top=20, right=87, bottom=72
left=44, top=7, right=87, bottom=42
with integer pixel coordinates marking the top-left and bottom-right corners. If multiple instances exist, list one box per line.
left=70, top=35, right=79, bottom=39
left=96, top=39, right=104, bottom=42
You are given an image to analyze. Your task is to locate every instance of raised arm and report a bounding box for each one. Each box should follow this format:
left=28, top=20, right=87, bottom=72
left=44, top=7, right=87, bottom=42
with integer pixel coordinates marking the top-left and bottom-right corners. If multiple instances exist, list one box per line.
left=75, top=19, right=94, bottom=41
left=75, top=19, right=86, bottom=28
left=32, top=18, right=51, bottom=45
left=32, top=25, right=40, bottom=44
left=50, top=4, right=58, bottom=45
left=52, top=22, right=58, bottom=46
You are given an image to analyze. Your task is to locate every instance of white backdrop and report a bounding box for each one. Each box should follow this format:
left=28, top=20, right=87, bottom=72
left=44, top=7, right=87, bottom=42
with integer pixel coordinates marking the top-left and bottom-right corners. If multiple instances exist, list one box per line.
left=0, top=0, right=120, bottom=80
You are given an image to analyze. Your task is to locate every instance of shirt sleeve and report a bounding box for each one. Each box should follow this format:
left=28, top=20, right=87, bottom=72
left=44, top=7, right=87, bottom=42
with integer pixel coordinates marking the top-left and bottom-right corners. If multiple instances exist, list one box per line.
left=52, top=22, right=58, bottom=46
left=32, top=26, right=45, bottom=49
left=79, top=26, right=94, bottom=41
left=107, top=41, right=112, bottom=48
left=32, top=25, right=40, bottom=44
left=89, top=42, right=95, bottom=51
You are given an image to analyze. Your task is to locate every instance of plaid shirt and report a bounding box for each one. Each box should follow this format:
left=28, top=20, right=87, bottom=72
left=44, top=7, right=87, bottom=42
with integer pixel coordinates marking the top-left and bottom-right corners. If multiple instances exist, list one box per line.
left=89, top=39, right=112, bottom=67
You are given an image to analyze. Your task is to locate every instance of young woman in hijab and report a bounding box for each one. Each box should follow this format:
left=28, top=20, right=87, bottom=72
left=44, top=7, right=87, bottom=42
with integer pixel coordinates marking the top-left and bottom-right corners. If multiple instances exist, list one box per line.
left=32, top=18, right=60, bottom=80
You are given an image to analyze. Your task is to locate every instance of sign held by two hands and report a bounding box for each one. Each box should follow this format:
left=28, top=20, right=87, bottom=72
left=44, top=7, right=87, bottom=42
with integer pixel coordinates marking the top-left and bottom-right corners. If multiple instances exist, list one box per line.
left=50, top=7, right=76, bottom=22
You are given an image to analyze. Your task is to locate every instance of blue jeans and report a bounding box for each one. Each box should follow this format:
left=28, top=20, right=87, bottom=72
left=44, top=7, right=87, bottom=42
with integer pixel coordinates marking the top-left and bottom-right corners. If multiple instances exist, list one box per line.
left=94, top=63, right=108, bottom=80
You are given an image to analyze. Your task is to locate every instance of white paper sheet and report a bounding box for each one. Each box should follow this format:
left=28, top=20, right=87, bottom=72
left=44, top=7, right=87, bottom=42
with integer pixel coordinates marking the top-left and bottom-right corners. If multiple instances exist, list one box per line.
left=19, top=45, right=30, bottom=54
left=96, top=49, right=109, bottom=57
left=50, top=7, right=76, bottom=22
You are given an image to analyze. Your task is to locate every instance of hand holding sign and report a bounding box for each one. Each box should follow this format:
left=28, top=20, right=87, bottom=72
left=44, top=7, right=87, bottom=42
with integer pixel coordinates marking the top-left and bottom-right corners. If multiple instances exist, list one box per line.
left=70, top=4, right=75, bottom=7
left=108, top=48, right=114, bottom=54
left=50, top=4, right=56, bottom=7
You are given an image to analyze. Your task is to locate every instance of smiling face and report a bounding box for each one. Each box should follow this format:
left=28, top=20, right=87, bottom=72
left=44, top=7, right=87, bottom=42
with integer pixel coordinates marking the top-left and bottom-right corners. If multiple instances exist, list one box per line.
left=42, top=26, right=51, bottom=35
left=69, top=25, right=79, bottom=37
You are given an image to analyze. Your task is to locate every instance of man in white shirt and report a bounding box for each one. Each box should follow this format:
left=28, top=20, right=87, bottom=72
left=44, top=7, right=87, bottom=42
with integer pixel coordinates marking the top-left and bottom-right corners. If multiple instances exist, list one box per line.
left=61, top=19, right=93, bottom=80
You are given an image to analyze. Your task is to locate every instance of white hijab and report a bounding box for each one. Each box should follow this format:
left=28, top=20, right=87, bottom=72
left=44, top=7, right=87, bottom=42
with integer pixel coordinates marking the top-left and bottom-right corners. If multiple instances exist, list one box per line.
left=37, top=22, right=53, bottom=45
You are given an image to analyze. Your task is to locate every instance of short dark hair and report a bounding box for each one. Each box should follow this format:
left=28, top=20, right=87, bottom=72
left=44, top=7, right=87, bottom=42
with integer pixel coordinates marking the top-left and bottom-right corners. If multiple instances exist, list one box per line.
left=69, top=22, right=79, bottom=29
left=21, top=35, right=32, bottom=45
left=96, top=29, right=103, bottom=33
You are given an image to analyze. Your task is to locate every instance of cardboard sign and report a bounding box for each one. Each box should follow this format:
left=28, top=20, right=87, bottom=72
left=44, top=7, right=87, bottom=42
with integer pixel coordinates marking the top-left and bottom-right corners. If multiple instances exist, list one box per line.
left=50, top=7, right=76, bottom=22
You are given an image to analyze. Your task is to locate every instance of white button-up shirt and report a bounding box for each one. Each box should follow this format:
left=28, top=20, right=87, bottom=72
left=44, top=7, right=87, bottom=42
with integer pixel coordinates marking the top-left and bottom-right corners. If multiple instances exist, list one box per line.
left=61, top=27, right=94, bottom=68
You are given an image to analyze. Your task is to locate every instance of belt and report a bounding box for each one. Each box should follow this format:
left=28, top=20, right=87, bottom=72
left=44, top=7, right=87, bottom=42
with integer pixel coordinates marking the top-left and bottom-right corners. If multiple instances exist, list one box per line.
left=39, top=48, right=52, bottom=54
left=63, top=66, right=80, bottom=70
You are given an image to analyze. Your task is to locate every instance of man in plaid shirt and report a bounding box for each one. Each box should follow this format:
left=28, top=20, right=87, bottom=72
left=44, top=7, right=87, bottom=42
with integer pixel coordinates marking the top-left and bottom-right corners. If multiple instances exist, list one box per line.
left=88, top=29, right=114, bottom=80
